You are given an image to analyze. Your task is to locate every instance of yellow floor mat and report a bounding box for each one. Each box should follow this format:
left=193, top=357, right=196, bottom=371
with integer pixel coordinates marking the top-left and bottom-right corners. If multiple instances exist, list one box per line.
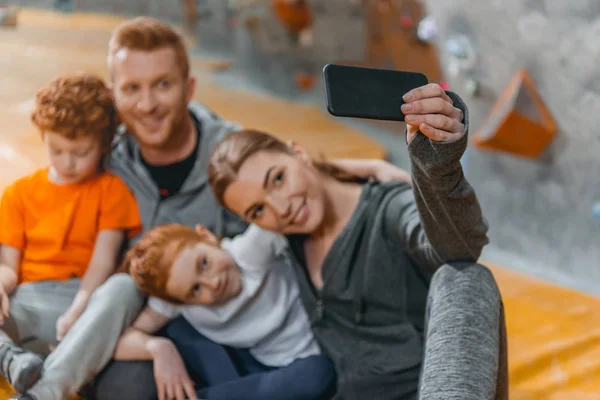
left=1, top=7, right=599, bottom=400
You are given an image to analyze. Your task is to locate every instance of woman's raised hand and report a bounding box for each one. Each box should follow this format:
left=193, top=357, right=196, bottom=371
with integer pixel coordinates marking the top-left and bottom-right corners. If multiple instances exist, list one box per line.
left=400, top=83, right=465, bottom=144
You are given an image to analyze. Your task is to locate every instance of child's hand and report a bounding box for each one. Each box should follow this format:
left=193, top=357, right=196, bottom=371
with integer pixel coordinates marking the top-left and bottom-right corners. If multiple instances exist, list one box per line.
left=0, top=286, right=9, bottom=326
left=149, top=338, right=197, bottom=400
left=55, top=310, right=81, bottom=341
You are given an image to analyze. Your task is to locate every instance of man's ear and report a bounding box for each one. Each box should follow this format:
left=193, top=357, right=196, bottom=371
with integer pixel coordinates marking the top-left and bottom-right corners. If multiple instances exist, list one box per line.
left=185, top=76, right=197, bottom=104
left=286, top=140, right=312, bottom=165
left=195, top=225, right=218, bottom=246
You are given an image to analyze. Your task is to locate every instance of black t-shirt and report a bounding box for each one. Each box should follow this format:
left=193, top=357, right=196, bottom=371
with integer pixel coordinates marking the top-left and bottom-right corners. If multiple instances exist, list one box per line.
left=141, top=115, right=201, bottom=199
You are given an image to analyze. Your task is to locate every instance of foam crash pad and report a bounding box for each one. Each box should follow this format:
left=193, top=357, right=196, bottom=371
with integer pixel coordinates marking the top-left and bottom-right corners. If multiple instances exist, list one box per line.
left=489, top=264, right=600, bottom=399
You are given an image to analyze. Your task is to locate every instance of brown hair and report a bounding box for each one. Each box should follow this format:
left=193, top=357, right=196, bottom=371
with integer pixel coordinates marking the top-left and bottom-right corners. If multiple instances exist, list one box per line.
left=208, top=129, right=362, bottom=207
left=121, top=224, right=214, bottom=303
left=31, top=74, right=118, bottom=153
left=108, top=17, right=190, bottom=78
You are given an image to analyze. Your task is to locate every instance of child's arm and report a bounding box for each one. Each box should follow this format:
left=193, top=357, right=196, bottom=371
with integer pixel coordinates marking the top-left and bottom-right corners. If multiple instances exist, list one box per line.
left=115, top=305, right=198, bottom=400
left=56, top=229, right=125, bottom=340
left=113, top=305, right=172, bottom=360
left=0, top=245, right=20, bottom=325
left=329, top=158, right=412, bottom=184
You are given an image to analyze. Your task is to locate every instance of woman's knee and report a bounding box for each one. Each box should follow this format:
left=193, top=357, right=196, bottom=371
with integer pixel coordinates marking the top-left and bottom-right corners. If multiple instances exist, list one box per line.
left=430, top=262, right=501, bottom=304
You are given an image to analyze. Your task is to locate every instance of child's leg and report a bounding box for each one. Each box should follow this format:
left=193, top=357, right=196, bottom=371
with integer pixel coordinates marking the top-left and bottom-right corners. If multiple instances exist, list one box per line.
left=8, top=279, right=79, bottom=346
left=197, top=355, right=337, bottom=400
left=166, top=317, right=242, bottom=386
left=0, top=279, right=79, bottom=393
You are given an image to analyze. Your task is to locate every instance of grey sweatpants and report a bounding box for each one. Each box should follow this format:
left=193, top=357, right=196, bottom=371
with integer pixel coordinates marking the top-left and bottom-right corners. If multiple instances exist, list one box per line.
left=419, top=262, right=509, bottom=400
left=26, top=273, right=145, bottom=400
left=1, top=279, right=80, bottom=350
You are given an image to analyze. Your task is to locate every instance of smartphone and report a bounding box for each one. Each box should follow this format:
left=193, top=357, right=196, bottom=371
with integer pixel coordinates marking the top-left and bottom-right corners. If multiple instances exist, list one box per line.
left=323, top=64, right=428, bottom=121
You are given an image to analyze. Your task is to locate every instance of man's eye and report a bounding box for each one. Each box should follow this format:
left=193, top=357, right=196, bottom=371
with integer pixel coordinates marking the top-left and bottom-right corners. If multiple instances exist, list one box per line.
left=192, top=283, right=201, bottom=293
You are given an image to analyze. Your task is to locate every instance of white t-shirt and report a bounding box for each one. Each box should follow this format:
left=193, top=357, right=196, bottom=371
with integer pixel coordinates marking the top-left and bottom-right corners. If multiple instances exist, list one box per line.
left=149, top=224, right=320, bottom=367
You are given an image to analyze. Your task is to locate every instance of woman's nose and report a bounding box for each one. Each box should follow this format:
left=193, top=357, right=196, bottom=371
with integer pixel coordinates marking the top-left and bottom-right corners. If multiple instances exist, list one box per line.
left=269, top=195, right=292, bottom=218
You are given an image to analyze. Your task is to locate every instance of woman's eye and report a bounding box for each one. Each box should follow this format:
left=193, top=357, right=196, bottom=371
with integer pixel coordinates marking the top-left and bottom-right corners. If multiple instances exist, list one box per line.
left=251, top=205, right=264, bottom=220
left=273, top=171, right=284, bottom=185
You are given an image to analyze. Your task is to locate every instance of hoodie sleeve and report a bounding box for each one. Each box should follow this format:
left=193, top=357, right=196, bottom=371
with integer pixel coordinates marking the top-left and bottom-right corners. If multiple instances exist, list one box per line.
left=384, top=91, right=489, bottom=274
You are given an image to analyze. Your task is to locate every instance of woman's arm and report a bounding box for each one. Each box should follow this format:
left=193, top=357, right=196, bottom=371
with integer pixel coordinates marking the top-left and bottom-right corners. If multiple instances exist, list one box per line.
left=386, top=86, right=488, bottom=273
left=328, top=159, right=411, bottom=184
left=56, top=230, right=126, bottom=340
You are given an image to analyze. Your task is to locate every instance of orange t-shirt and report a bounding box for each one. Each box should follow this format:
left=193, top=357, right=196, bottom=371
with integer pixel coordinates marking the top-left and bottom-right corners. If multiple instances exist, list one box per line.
left=0, top=168, right=142, bottom=283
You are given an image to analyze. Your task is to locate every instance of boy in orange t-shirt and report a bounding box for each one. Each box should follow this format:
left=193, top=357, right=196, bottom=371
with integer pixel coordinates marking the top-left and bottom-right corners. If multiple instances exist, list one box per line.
left=0, top=74, right=141, bottom=394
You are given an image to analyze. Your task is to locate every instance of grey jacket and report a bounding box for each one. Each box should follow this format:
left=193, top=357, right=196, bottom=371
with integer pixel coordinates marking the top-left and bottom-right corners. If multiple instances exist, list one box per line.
left=106, top=102, right=248, bottom=245
left=285, top=92, right=489, bottom=400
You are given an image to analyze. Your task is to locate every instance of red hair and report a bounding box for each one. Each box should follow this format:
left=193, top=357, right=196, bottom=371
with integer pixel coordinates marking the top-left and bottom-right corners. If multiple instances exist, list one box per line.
left=108, top=17, right=190, bottom=78
left=31, top=74, right=118, bottom=153
left=121, top=224, right=214, bottom=303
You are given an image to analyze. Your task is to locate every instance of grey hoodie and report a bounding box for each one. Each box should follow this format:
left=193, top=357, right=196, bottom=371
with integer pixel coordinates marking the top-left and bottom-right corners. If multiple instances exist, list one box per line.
left=106, top=102, right=248, bottom=244
left=284, top=92, right=489, bottom=400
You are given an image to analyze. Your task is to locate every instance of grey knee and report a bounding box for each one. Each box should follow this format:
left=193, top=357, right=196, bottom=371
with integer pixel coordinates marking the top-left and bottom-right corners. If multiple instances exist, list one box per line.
left=90, top=273, right=145, bottom=313
left=430, top=262, right=501, bottom=306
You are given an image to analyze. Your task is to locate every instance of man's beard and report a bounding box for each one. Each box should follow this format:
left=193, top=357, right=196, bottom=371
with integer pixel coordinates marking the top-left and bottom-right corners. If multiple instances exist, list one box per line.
left=124, top=107, right=188, bottom=151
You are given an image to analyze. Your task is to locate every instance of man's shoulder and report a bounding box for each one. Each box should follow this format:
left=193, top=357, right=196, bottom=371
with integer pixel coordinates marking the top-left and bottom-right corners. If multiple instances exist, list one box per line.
left=106, top=132, right=136, bottom=172
left=188, top=102, right=241, bottom=143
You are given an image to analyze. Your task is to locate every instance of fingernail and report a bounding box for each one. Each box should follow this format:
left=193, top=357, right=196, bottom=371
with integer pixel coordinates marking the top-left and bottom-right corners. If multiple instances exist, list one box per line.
left=403, top=93, right=414, bottom=101
left=405, top=115, right=417, bottom=123
left=401, top=103, right=413, bottom=112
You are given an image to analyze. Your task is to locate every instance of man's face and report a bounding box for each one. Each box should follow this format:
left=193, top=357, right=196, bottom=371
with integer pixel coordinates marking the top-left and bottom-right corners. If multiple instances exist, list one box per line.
left=110, top=47, right=195, bottom=150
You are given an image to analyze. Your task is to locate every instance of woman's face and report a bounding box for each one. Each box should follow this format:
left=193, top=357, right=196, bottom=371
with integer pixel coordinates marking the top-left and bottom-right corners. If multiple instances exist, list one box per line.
left=222, top=148, right=327, bottom=234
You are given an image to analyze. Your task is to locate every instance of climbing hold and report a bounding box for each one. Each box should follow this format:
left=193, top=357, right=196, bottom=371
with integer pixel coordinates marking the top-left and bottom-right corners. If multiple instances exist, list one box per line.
left=444, top=34, right=477, bottom=77
left=464, top=78, right=480, bottom=97
left=473, top=68, right=557, bottom=159
left=294, top=72, right=317, bottom=91
left=0, top=5, right=18, bottom=27
left=298, top=27, right=314, bottom=47
left=272, top=0, right=313, bottom=34
left=400, top=15, right=414, bottom=30
left=416, top=15, right=438, bottom=43
left=594, top=202, right=600, bottom=223
left=439, top=80, right=451, bottom=91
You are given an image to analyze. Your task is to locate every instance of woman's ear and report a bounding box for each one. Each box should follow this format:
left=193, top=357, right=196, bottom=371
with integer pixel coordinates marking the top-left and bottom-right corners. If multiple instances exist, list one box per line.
left=287, top=140, right=312, bottom=165
left=195, top=225, right=219, bottom=246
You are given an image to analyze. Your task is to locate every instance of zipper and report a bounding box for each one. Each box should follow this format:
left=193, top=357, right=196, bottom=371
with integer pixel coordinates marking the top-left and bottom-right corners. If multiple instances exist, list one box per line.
left=315, top=298, right=324, bottom=320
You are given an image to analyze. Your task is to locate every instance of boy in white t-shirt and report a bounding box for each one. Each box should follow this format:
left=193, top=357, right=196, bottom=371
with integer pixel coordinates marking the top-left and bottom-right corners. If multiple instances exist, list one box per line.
left=114, top=223, right=336, bottom=400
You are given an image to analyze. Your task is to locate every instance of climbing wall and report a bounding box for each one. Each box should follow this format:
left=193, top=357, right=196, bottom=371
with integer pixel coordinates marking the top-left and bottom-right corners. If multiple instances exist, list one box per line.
left=425, top=0, right=600, bottom=293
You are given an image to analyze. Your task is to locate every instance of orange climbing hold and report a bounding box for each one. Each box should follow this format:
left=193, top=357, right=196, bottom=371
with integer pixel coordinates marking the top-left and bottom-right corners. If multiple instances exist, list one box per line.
left=473, top=68, right=558, bottom=159
left=272, top=0, right=312, bottom=33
